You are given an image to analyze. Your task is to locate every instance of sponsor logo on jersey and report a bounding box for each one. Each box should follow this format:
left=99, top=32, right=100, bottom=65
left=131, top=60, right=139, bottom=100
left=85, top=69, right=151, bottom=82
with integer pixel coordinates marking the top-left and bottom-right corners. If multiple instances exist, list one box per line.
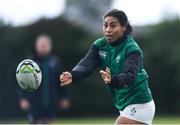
left=99, top=51, right=107, bottom=59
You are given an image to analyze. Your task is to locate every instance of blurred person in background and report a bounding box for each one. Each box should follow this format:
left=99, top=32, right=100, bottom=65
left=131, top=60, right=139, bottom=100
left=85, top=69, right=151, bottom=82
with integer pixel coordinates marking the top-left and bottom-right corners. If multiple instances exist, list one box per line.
left=18, top=34, right=70, bottom=124
left=60, top=9, right=155, bottom=125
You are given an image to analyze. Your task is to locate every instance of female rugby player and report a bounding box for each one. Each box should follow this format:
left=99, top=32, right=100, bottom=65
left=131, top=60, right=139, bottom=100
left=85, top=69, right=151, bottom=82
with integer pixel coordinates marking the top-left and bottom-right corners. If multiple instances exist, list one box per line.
left=60, top=9, right=155, bottom=124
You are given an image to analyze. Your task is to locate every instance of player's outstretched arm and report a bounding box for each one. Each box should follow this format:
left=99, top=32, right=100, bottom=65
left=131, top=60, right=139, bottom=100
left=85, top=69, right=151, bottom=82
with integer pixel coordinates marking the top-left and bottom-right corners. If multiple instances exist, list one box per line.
left=71, top=44, right=100, bottom=83
left=59, top=44, right=100, bottom=86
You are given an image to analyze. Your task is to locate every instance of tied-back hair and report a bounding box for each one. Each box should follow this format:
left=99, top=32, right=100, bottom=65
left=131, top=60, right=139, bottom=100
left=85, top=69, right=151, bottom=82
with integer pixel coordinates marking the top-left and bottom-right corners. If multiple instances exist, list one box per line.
left=104, top=9, right=133, bottom=35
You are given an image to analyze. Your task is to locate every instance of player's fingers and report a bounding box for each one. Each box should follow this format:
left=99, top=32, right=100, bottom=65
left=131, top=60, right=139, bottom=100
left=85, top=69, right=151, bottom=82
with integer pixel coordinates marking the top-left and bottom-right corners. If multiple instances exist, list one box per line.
left=99, top=70, right=106, bottom=75
left=60, top=78, right=66, bottom=83
left=99, top=71, right=107, bottom=79
left=99, top=70, right=103, bottom=75
left=101, top=71, right=110, bottom=78
left=60, top=74, right=64, bottom=78
left=60, top=81, right=68, bottom=86
left=60, top=74, right=65, bottom=81
left=100, top=69, right=110, bottom=76
left=63, top=72, right=72, bottom=78
left=105, top=67, right=110, bottom=73
left=99, top=70, right=106, bottom=79
left=60, top=75, right=69, bottom=83
left=104, top=77, right=111, bottom=82
left=99, top=70, right=111, bottom=84
left=59, top=75, right=63, bottom=82
left=61, top=77, right=70, bottom=83
left=100, top=71, right=110, bottom=84
left=61, top=72, right=72, bottom=79
left=60, top=79, right=72, bottom=86
left=101, top=74, right=106, bottom=80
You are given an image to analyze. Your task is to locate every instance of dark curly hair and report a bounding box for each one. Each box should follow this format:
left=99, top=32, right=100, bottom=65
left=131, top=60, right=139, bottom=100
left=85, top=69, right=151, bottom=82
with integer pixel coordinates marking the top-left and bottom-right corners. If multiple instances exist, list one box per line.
left=104, top=9, right=133, bottom=35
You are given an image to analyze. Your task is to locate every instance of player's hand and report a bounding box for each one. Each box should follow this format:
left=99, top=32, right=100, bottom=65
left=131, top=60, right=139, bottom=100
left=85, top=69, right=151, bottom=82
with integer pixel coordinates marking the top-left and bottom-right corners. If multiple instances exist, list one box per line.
left=20, top=99, right=30, bottom=111
left=60, top=71, right=72, bottom=86
left=99, top=67, right=111, bottom=84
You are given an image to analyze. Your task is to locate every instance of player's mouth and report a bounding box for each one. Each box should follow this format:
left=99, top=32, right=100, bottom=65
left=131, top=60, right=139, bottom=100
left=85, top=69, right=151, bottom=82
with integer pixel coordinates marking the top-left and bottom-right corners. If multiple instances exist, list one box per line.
left=106, top=35, right=114, bottom=42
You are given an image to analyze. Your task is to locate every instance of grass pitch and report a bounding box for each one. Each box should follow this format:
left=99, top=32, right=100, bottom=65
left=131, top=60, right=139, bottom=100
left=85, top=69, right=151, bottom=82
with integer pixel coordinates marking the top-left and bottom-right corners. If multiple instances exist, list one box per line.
left=1, top=116, right=180, bottom=124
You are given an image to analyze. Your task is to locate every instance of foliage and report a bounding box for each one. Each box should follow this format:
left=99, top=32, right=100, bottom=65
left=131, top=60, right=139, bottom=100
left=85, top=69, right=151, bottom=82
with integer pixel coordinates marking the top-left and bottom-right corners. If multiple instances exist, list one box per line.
left=135, top=19, right=180, bottom=114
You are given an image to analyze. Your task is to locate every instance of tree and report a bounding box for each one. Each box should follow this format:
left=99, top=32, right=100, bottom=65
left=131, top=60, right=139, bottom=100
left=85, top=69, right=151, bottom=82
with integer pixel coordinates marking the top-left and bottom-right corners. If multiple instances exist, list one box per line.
left=62, top=0, right=112, bottom=34
left=135, top=18, right=180, bottom=114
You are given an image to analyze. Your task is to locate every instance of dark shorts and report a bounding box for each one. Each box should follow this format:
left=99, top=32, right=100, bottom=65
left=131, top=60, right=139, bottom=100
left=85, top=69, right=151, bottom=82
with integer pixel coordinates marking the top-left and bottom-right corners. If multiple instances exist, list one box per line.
left=27, top=106, right=54, bottom=123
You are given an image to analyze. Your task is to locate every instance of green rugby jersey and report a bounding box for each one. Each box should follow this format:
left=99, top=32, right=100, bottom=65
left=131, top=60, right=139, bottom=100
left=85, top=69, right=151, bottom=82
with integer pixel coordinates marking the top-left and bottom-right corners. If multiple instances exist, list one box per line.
left=94, top=36, right=152, bottom=110
left=72, top=35, right=153, bottom=111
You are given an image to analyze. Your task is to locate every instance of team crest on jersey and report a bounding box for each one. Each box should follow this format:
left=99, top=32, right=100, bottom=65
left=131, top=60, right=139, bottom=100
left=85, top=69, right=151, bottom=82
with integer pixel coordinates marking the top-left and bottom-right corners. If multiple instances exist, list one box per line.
left=130, top=107, right=137, bottom=116
left=115, top=55, right=121, bottom=63
left=99, top=51, right=107, bottom=59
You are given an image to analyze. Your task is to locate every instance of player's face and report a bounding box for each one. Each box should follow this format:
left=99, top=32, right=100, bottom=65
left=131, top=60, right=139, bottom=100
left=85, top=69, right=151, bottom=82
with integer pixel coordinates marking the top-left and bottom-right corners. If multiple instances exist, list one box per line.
left=35, top=36, right=52, bottom=57
left=103, top=16, right=126, bottom=43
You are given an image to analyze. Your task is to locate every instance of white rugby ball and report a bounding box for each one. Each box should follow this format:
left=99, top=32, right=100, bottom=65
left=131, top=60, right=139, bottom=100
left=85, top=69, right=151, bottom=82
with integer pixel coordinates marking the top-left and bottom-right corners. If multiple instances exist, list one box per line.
left=16, top=59, right=42, bottom=91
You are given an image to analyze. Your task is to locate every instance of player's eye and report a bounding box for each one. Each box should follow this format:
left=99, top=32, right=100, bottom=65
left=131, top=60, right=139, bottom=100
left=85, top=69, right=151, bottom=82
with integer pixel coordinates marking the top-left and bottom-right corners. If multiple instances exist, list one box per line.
left=103, top=24, right=108, bottom=28
left=110, top=24, right=116, bottom=28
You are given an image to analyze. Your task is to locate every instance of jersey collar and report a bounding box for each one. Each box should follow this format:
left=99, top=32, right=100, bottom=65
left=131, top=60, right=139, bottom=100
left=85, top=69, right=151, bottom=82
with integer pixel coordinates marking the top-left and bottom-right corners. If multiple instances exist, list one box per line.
left=109, top=34, right=128, bottom=47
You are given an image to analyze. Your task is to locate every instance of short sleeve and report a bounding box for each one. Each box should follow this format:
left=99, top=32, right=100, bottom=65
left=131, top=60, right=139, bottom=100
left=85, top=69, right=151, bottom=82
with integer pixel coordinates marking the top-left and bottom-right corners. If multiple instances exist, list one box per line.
left=93, top=37, right=105, bottom=49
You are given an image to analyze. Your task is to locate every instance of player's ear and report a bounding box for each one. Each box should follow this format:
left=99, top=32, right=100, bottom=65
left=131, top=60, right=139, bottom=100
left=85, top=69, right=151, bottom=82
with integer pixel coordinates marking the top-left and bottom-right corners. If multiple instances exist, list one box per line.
left=121, top=26, right=126, bottom=33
